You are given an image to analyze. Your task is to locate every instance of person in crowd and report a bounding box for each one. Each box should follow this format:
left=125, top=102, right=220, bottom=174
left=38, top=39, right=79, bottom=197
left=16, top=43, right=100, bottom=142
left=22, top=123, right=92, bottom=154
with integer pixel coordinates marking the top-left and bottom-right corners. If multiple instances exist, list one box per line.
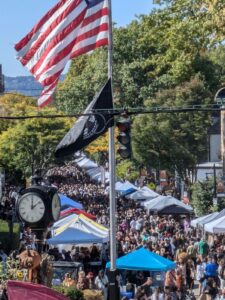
left=186, top=259, right=195, bottom=291
left=86, top=272, right=96, bottom=290
left=187, top=241, right=198, bottom=265
left=62, top=273, right=76, bottom=287
left=95, top=270, right=109, bottom=300
left=196, top=258, right=206, bottom=295
left=203, top=277, right=218, bottom=300
left=175, top=268, right=183, bottom=294
left=135, top=286, right=148, bottom=300
left=0, top=244, right=7, bottom=263
left=218, top=259, right=225, bottom=290
left=152, top=286, right=164, bottom=300
left=205, top=256, right=218, bottom=279
left=141, top=277, right=153, bottom=299
left=165, top=269, right=176, bottom=292
left=198, top=238, right=209, bottom=261
left=76, top=270, right=89, bottom=290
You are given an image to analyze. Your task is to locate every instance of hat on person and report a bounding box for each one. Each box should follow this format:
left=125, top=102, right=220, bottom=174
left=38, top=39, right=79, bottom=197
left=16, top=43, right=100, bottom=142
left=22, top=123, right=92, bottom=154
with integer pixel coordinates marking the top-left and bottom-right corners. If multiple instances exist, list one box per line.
left=87, top=272, right=94, bottom=279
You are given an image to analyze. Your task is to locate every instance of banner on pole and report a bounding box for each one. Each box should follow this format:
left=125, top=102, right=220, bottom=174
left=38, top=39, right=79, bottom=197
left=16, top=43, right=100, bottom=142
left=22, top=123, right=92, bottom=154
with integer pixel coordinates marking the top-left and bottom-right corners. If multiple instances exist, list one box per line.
left=55, top=78, right=113, bottom=157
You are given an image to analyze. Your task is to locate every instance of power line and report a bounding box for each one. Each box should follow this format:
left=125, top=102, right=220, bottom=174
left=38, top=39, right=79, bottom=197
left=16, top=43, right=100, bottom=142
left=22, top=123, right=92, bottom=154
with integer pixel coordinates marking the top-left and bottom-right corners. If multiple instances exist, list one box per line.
left=0, top=104, right=223, bottom=120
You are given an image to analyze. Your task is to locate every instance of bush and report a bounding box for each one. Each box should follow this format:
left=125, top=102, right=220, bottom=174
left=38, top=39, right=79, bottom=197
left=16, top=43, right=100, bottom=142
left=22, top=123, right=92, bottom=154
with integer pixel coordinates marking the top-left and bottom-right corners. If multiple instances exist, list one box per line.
left=53, top=286, right=84, bottom=300
left=83, top=290, right=103, bottom=300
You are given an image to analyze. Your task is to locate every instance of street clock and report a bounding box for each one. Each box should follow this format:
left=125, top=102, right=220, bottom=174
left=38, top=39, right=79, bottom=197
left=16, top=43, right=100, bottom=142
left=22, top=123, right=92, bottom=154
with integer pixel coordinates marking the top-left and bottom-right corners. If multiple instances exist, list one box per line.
left=16, top=185, right=61, bottom=229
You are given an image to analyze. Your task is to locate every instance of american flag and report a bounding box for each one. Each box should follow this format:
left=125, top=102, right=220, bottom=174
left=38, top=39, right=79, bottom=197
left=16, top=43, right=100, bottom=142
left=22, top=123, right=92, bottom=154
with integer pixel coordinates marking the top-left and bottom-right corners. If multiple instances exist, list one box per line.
left=15, top=0, right=109, bottom=107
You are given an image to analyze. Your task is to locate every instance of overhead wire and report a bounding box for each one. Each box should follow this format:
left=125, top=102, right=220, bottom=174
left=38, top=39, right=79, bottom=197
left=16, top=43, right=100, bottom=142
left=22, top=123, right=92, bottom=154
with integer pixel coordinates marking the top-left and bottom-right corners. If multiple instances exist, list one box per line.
left=0, top=104, right=223, bottom=120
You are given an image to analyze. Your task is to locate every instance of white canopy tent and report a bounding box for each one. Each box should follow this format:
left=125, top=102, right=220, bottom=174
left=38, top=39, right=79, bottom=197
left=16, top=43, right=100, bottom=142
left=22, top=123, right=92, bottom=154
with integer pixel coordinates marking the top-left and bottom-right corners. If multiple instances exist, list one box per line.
left=74, top=153, right=109, bottom=184
left=191, top=212, right=219, bottom=228
left=204, top=215, right=225, bottom=234
left=143, top=195, right=193, bottom=214
left=52, top=214, right=109, bottom=238
left=48, top=227, right=109, bottom=245
left=115, top=181, right=137, bottom=195
left=126, top=186, right=159, bottom=201
left=198, top=209, right=225, bottom=229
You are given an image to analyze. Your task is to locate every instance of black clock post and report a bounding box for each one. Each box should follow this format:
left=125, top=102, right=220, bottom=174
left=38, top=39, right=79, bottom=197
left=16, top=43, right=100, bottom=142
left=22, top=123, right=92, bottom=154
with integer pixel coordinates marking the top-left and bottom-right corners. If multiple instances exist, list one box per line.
left=16, top=175, right=61, bottom=254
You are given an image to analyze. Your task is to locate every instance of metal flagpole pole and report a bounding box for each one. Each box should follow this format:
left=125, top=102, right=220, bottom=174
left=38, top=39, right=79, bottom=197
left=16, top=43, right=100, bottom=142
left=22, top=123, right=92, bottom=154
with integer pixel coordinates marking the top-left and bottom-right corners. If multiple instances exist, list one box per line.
left=108, top=0, right=120, bottom=299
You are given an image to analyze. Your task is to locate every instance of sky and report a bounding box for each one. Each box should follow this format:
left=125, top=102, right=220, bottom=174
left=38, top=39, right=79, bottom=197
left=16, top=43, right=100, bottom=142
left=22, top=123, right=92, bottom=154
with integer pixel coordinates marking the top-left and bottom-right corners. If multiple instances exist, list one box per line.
left=0, top=0, right=156, bottom=77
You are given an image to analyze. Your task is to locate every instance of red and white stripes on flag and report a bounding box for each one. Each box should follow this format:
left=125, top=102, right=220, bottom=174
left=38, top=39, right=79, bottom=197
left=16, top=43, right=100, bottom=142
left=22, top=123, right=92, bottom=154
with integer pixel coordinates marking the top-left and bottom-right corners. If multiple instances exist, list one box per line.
left=15, top=0, right=109, bottom=107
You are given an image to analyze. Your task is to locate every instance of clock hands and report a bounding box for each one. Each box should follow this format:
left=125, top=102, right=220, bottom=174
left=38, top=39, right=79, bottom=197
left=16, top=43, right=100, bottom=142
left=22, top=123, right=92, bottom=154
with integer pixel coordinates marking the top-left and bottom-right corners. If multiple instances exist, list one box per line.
left=33, top=201, right=42, bottom=209
left=31, top=200, right=41, bottom=210
left=31, top=196, right=34, bottom=210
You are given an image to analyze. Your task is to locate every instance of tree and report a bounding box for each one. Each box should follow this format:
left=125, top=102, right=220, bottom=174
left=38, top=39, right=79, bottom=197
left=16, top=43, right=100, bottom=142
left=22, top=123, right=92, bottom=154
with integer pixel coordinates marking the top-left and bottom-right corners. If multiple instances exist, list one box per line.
left=191, top=179, right=214, bottom=216
left=55, top=49, right=108, bottom=113
left=116, top=160, right=139, bottom=182
left=132, top=75, right=212, bottom=179
left=0, top=93, right=36, bottom=134
left=0, top=106, right=73, bottom=177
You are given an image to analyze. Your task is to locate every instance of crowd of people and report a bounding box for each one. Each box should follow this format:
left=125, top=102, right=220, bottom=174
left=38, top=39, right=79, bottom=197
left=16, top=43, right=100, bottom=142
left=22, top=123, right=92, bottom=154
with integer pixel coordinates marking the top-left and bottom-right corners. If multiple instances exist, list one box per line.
left=1, top=163, right=225, bottom=300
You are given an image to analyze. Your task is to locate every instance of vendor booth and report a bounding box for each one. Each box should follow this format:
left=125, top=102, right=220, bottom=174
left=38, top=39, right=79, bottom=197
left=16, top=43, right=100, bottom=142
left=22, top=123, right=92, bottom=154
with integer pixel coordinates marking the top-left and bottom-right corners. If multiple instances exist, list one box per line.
left=48, top=226, right=109, bottom=245
left=198, top=209, right=225, bottom=229
left=74, top=153, right=109, bottom=184
left=191, top=212, right=219, bottom=228
left=106, top=247, right=176, bottom=299
left=59, top=194, right=83, bottom=210
left=204, top=215, right=225, bottom=234
left=60, top=207, right=96, bottom=220
left=52, top=214, right=109, bottom=238
left=106, top=247, right=176, bottom=271
left=143, top=195, right=193, bottom=214
left=115, top=181, right=137, bottom=195
left=126, top=186, right=159, bottom=201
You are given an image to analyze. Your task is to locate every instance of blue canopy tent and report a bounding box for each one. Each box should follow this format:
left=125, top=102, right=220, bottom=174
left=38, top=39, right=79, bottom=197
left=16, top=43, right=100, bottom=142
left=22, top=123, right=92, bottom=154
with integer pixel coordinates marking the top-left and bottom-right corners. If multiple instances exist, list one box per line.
left=47, top=227, right=108, bottom=245
left=59, top=194, right=83, bottom=210
left=115, top=181, right=137, bottom=196
left=106, top=247, right=176, bottom=271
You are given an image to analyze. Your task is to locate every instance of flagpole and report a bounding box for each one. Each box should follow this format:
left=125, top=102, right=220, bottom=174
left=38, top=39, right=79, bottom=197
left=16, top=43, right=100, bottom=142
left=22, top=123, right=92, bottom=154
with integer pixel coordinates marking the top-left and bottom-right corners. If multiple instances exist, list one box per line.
left=108, top=0, right=120, bottom=299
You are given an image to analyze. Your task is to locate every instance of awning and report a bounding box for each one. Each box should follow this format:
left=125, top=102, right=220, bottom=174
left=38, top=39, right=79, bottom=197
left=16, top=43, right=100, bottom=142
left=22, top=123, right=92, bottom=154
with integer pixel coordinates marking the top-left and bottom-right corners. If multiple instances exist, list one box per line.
left=60, top=208, right=96, bottom=220
left=48, top=227, right=109, bottom=245
left=59, top=194, right=83, bottom=210
left=106, top=247, right=176, bottom=271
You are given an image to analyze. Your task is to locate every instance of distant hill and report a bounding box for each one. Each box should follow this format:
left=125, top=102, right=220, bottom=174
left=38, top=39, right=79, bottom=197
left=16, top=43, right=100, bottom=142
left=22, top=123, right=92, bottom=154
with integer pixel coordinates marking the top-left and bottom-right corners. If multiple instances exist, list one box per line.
left=4, top=75, right=65, bottom=97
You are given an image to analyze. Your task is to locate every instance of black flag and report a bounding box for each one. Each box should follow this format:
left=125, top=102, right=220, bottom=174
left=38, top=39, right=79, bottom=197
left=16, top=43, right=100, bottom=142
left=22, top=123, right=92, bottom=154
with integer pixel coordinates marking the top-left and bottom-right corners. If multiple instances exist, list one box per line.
left=55, top=79, right=113, bottom=157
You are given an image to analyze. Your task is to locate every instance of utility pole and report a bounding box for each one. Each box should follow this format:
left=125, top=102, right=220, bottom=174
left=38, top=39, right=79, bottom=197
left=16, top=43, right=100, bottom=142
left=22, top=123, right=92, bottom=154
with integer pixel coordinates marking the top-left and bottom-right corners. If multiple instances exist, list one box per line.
left=0, top=64, right=4, bottom=93
left=213, top=163, right=218, bottom=207
left=215, top=88, right=225, bottom=178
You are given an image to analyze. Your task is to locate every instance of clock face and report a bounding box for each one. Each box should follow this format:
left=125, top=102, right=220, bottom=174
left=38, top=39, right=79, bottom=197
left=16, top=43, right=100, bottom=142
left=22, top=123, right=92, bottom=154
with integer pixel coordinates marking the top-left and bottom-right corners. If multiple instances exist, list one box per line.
left=52, top=193, right=61, bottom=221
left=18, top=193, right=45, bottom=223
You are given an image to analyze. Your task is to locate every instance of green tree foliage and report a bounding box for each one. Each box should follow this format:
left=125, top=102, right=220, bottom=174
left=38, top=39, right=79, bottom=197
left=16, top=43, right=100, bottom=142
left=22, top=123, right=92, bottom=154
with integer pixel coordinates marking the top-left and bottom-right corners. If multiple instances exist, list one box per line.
left=116, top=160, right=139, bottom=182
left=0, top=94, right=73, bottom=177
left=0, top=93, right=35, bottom=134
left=132, top=75, right=212, bottom=178
left=191, top=179, right=214, bottom=216
left=55, top=49, right=108, bottom=113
